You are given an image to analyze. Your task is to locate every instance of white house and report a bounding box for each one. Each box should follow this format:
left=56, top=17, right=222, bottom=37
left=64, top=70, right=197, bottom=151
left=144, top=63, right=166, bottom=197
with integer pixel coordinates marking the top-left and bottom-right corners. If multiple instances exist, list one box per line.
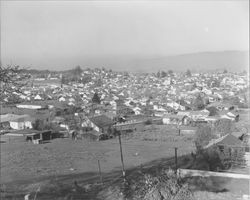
left=59, top=97, right=66, bottom=102
left=34, top=94, right=43, bottom=100
left=0, top=114, right=33, bottom=130
left=133, top=106, right=141, bottom=115
left=166, top=101, right=185, bottom=110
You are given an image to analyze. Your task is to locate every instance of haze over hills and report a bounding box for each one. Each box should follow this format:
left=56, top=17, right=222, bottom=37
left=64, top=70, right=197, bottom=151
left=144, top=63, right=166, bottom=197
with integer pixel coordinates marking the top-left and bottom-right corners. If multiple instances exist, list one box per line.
left=129, top=50, right=249, bottom=73
left=21, top=50, right=249, bottom=73
left=79, top=50, right=248, bottom=73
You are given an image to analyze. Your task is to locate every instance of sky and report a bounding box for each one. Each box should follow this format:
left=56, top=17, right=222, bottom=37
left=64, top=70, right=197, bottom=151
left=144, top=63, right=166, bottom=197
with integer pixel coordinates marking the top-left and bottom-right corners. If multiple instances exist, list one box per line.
left=0, top=0, right=249, bottom=70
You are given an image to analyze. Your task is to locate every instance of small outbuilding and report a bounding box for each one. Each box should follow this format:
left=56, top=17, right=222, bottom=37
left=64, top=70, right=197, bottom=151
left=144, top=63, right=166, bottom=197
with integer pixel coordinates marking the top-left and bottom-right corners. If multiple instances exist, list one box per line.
left=25, top=130, right=52, bottom=144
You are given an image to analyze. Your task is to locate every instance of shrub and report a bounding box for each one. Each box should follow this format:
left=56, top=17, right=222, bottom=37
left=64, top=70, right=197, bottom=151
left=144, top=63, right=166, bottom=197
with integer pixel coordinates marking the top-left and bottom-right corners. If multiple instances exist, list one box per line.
left=213, top=119, right=235, bottom=136
left=119, top=169, right=194, bottom=200
left=191, top=147, right=231, bottom=171
left=194, top=125, right=214, bottom=152
left=136, top=169, right=194, bottom=200
left=207, top=106, right=218, bottom=116
left=145, top=119, right=152, bottom=125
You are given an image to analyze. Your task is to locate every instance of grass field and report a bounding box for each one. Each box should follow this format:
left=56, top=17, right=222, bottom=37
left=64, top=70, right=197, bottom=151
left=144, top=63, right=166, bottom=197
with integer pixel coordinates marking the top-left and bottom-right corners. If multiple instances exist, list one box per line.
left=1, top=129, right=194, bottom=184
left=0, top=125, right=249, bottom=199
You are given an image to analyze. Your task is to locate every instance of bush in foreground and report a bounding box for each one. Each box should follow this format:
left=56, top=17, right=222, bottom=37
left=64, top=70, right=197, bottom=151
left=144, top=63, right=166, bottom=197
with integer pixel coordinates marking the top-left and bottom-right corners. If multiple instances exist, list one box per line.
left=99, top=169, right=194, bottom=200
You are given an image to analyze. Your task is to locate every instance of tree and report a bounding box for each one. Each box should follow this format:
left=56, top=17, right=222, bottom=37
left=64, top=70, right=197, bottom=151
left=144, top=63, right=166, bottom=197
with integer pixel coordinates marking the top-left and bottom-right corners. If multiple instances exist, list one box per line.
left=70, top=66, right=82, bottom=82
left=161, top=71, right=167, bottom=78
left=186, top=69, right=192, bottom=77
left=73, top=66, right=82, bottom=76
left=193, top=93, right=205, bottom=110
left=0, top=65, right=29, bottom=101
left=168, top=70, right=174, bottom=76
left=207, top=106, right=218, bottom=116
left=193, top=147, right=228, bottom=171
left=32, top=119, right=46, bottom=131
left=92, top=92, right=101, bottom=104
left=214, top=119, right=235, bottom=136
left=195, top=125, right=214, bottom=152
left=223, top=69, right=228, bottom=74
left=156, top=71, right=161, bottom=78
left=61, top=75, right=68, bottom=85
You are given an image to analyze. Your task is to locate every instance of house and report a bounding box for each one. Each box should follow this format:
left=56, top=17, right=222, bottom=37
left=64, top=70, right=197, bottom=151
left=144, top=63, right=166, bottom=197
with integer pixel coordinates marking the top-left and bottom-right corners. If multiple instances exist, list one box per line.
left=189, top=110, right=210, bottom=121
left=82, top=115, right=114, bottom=134
left=113, top=115, right=149, bottom=132
left=59, top=97, right=66, bottom=102
left=208, top=102, right=235, bottom=111
left=114, top=120, right=141, bottom=132
left=0, top=114, right=33, bottom=130
left=219, top=110, right=239, bottom=121
left=204, top=116, right=221, bottom=124
left=204, top=134, right=245, bottom=164
left=162, top=114, right=190, bottom=125
left=132, top=106, right=141, bottom=115
left=52, top=116, right=65, bottom=124
left=116, top=104, right=135, bottom=116
left=232, top=132, right=250, bottom=153
left=2, top=129, right=53, bottom=143
left=34, top=94, right=43, bottom=100
left=166, top=101, right=185, bottom=110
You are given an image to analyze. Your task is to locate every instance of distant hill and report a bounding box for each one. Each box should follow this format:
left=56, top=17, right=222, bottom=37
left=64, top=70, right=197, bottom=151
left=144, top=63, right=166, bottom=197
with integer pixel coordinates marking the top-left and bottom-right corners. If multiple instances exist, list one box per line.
left=121, top=51, right=249, bottom=73
left=75, top=50, right=249, bottom=73
left=21, top=50, right=249, bottom=73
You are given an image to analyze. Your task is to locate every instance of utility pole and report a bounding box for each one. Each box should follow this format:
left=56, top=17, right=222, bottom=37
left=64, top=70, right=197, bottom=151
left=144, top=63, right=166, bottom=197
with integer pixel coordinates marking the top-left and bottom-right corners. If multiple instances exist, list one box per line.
left=175, top=147, right=178, bottom=174
left=177, top=123, right=180, bottom=136
left=118, top=132, right=126, bottom=181
left=97, top=160, right=103, bottom=184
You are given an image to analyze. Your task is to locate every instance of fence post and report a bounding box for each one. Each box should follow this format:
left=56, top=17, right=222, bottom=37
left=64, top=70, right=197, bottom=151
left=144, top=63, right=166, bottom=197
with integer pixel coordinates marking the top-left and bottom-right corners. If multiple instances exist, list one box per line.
left=98, top=160, right=103, bottom=184
left=175, top=147, right=178, bottom=174
left=118, top=132, right=126, bottom=181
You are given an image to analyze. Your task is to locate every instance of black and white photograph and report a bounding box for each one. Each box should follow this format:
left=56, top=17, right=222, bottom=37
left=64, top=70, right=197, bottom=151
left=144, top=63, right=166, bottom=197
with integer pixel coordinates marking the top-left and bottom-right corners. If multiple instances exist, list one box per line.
left=0, top=1, right=249, bottom=199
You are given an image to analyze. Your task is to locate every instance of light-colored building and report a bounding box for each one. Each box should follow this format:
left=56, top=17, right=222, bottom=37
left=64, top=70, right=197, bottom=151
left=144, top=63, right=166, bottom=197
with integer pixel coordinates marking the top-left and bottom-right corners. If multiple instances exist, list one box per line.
left=0, top=114, right=33, bottom=130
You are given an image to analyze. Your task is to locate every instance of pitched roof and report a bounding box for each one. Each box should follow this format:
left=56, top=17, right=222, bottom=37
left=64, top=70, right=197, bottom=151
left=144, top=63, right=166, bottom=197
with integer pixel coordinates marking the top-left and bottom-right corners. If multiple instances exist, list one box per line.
left=0, top=114, right=32, bottom=123
left=204, top=134, right=243, bottom=149
left=89, top=115, right=113, bottom=128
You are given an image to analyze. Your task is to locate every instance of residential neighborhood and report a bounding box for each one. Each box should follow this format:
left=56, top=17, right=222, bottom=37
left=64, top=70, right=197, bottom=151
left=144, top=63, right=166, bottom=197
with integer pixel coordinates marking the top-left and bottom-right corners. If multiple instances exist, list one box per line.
left=1, top=68, right=248, bottom=137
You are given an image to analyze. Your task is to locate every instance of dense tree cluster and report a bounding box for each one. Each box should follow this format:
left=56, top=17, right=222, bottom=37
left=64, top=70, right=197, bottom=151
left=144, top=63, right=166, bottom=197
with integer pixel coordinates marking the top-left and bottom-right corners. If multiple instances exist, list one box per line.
left=156, top=70, right=174, bottom=78
left=0, top=65, right=30, bottom=101
left=185, top=69, right=192, bottom=77
left=61, top=66, right=93, bottom=85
